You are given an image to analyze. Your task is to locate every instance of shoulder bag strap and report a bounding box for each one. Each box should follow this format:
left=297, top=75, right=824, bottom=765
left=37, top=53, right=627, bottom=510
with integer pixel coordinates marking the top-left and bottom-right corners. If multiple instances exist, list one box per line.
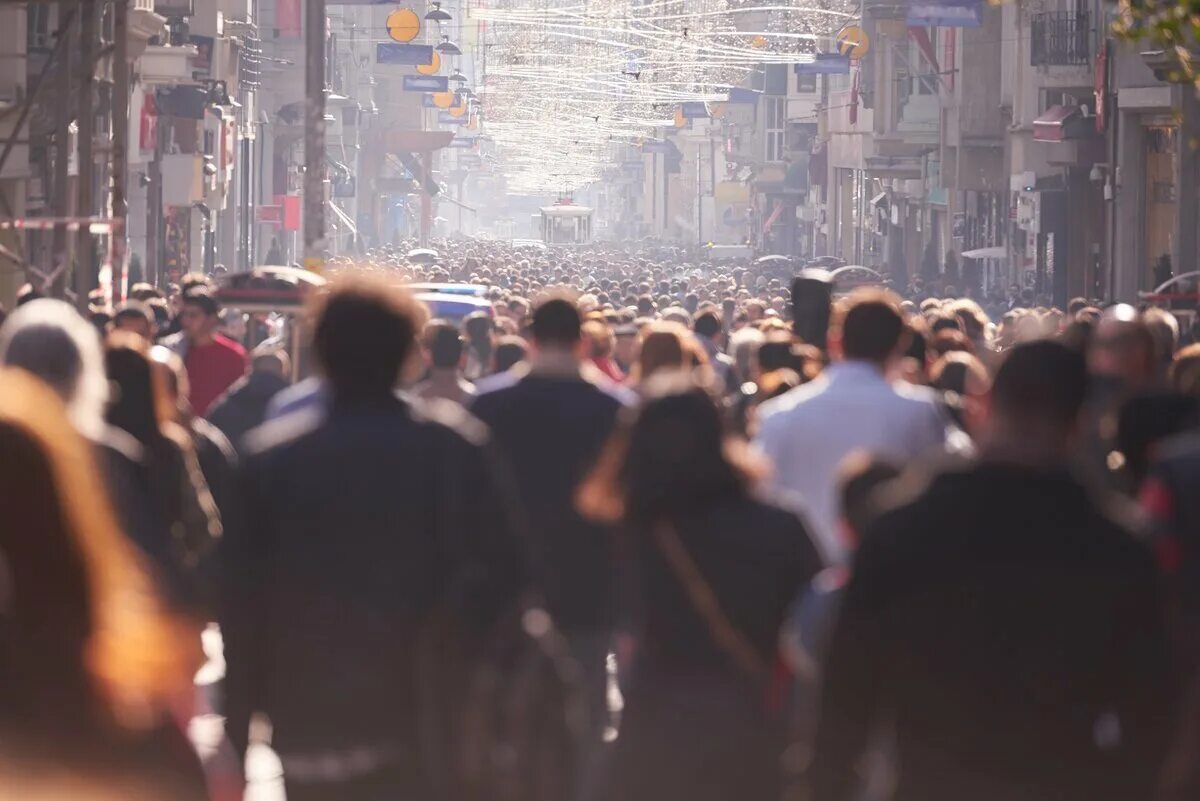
left=653, top=520, right=768, bottom=682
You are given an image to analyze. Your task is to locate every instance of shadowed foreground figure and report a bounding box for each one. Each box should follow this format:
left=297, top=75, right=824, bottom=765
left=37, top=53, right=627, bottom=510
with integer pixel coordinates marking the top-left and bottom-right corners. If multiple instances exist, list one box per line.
left=806, top=340, right=1173, bottom=801
left=221, top=275, right=529, bottom=801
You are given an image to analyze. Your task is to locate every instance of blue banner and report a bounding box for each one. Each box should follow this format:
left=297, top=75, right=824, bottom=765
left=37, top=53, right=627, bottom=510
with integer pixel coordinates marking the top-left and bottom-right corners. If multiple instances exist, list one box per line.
left=726, top=87, right=760, bottom=104
left=377, top=43, right=434, bottom=65
left=403, top=75, right=449, bottom=92
left=681, top=102, right=709, bottom=119
left=439, top=112, right=468, bottom=125
left=794, top=53, right=850, bottom=74
left=447, top=137, right=478, bottom=149
left=906, top=0, right=981, bottom=26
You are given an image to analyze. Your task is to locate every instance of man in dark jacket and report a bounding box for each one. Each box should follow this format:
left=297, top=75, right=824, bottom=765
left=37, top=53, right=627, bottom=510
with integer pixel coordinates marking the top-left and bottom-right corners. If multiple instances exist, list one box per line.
left=221, top=276, right=528, bottom=801
left=470, top=296, right=628, bottom=743
left=207, top=345, right=291, bottom=454
left=807, top=340, right=1173, bottom=801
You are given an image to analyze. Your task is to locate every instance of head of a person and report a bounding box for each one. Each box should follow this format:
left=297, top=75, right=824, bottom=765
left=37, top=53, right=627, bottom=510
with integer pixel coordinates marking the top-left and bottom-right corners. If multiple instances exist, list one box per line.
left=312, top=273, right=426, bottom=401
left=111, top=302, right=156, bottom=341
left=835, top=452, right=903, bottom=549
left=1167, top=342, right=1200, bottom=397
left=0, top=299, right=108, bottom=440
left=250, top=342, right=291, bottom=379
left=694, top=310, right=723, bottom=343
left=179, top=289, right=221, bottom=344
left=1142, top=307, right=1180, bottom=368
left=529, top=295, right=583, bottom=355
left=833, top=289, right=908, bottom=367
left=180, top=272, right=212, bottom=296
left=462, top=311, right=495, bottom=349
left=635, top=321, right=691, bottom=383
left=982, top=339, right=1089, bottom=462
left=581, top=319, right=615, bottom=361
left=423, top=319, right=466, bottom=371
left=578, top=375, right=763, bottom=523
left=491, top=335, right=529, bottom=374
left=105, top=333, right=169, bottom=446
left=0, top=368, right=194, bottom=730
left=149, top=345, right=191, bottom=422
left=931, top=351, right=992, bottom=434
left=1088, top=305, right=1158, bottom=392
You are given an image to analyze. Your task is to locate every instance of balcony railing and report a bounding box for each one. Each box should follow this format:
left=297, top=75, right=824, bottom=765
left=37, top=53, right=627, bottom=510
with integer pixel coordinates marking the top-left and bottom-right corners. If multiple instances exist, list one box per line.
left=1031, top=11, right=1091, bottom=67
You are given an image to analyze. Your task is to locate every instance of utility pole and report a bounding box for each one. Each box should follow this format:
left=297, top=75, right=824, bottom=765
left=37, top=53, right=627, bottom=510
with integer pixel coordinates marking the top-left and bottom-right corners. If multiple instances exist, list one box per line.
left=74, top=0, right=98, bottom=311
left=112, top=0, right=131, bottom=300
left=50, top=9, right=74, bottom=298
left=303, top=0, right=327, bottom=273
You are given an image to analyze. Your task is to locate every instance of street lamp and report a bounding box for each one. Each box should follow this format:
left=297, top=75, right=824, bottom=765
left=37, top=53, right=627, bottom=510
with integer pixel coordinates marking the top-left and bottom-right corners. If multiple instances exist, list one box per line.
left=436, top=35, right=462, bottom=56
left=425, top=2, right=452, bottom=23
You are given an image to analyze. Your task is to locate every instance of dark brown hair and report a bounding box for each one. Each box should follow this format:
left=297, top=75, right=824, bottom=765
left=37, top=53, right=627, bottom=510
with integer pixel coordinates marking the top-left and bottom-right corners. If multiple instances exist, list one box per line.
left=578, top=375, right=764, bottom=523
left=311, top=273, right=427, bottom=398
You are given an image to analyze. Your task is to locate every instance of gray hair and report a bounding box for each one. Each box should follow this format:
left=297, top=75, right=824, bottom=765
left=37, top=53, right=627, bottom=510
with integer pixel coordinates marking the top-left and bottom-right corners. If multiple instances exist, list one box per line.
left=0, top=299, right=109, bottom=439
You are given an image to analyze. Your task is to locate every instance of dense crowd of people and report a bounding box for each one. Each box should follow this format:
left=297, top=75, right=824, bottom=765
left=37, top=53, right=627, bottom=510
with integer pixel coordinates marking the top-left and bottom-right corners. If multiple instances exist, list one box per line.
left=1, top=237, right=1200, bottom=801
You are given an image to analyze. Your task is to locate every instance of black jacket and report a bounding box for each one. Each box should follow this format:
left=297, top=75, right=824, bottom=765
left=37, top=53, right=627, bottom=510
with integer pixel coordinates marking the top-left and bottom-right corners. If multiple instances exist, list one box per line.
left=470, top=373, right=625, bottom=632
left=807, top=462, right=1172, bottom=801
left=207, top=371, right=290, bottom=455
left=220, top=395, right=528, bottom=766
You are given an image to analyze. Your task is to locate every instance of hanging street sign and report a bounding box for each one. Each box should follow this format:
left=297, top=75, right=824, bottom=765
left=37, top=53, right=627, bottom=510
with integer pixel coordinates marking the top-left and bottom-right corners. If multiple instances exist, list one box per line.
left=439, top=112, right=468, bottom=125
left=403, top=75, right=449, bottom=92
left=795, top=53, right=851, bottom=74
left=835, top=25, right=870, bottom=59
left=377, top=43, right=434, bottom=65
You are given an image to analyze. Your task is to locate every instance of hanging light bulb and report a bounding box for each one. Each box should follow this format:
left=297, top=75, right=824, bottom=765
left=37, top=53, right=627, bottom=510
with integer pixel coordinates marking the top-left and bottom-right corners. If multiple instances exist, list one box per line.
left=424, top=1, right=452, bottom=23
left=435, top=34, right=462, bottom=55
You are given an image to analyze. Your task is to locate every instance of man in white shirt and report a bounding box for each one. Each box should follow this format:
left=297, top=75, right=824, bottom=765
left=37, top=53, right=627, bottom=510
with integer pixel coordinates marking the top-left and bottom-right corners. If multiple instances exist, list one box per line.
left=756, top=290, right=952, bottom=562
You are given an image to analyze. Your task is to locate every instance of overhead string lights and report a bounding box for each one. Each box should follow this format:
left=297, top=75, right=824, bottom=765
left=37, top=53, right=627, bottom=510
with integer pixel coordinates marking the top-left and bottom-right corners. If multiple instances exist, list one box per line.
left=472, top=0, right=857, bottom=192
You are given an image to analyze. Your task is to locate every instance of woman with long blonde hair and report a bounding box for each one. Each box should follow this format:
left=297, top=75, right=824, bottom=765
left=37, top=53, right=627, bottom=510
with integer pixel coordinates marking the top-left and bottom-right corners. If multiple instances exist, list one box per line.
left=0, top=368, right=205, bottom=799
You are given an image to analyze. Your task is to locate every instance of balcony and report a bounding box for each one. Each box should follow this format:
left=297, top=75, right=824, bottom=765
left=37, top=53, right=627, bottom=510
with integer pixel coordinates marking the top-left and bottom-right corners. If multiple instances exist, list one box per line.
left=1031, top=12, right=1091, bottom=67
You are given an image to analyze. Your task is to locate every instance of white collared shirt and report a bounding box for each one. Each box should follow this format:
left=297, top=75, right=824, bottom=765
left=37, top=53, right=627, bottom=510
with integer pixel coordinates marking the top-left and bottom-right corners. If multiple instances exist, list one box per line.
left=755, top=361, right=954, bottom=563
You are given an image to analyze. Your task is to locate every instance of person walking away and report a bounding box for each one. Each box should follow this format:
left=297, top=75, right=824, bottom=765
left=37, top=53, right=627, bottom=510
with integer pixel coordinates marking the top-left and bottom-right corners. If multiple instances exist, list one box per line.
left=221, top=274, right=529, bottom=801
left=151, top=345, right=239, bottom=521
left=176, top=289, right=248, bottom=417
left=461, top=310, right=495, bottom=381
left=694, top=309, right=736, bottom=392
left=577, top=377, right=824, bottom=801
left=756, top=289, right=954, bottom=563
left=0, top=368, right=207, bottom=801
left=413, top=320, right=476, bottom=405
left=806, top=340, right=1173, bottom=801
left=105, top=334, right=222, bottom=620
left=206, top=344, right=292, bottom=455
left=0, top=299, right=173, bottom=589
left=472, top=335, right=530, bottom=395
left=471, top=297, right=628, bottom=754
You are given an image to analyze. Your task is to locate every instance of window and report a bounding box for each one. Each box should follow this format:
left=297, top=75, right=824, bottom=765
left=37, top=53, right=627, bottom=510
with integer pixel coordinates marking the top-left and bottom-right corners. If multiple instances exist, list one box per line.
left=796, top=72, right=817, bottom=93
left=27, top=4, right=51, bottom=51
left=765, top=97, right=785, bottom=162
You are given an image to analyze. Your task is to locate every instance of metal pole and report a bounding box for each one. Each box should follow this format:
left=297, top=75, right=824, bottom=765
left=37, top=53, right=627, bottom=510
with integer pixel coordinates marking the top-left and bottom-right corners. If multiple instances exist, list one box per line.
left=112, top=0, right=131, bottom=300
left=74, top=0, right=98, bottom=311
left=303, top=0, right=327, bottom=273
left=50, top=8, right=75, bottom=298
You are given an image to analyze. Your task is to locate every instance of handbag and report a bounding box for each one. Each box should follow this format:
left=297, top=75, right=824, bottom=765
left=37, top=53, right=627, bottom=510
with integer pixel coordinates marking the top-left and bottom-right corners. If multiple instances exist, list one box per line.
left=652, top=520, right=768, bottom=682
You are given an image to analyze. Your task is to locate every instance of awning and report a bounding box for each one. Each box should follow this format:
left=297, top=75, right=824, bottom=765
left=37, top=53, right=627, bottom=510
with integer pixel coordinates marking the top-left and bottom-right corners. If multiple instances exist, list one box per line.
left=1033, top=104, right=1098, bottom=142
left=961, top=246, right=1007, bottom=259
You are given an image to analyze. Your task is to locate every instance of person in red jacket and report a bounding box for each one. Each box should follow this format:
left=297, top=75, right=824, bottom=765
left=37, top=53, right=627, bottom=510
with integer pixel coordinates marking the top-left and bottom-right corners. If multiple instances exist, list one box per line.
left=178, top=289, right=247, bottom=417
